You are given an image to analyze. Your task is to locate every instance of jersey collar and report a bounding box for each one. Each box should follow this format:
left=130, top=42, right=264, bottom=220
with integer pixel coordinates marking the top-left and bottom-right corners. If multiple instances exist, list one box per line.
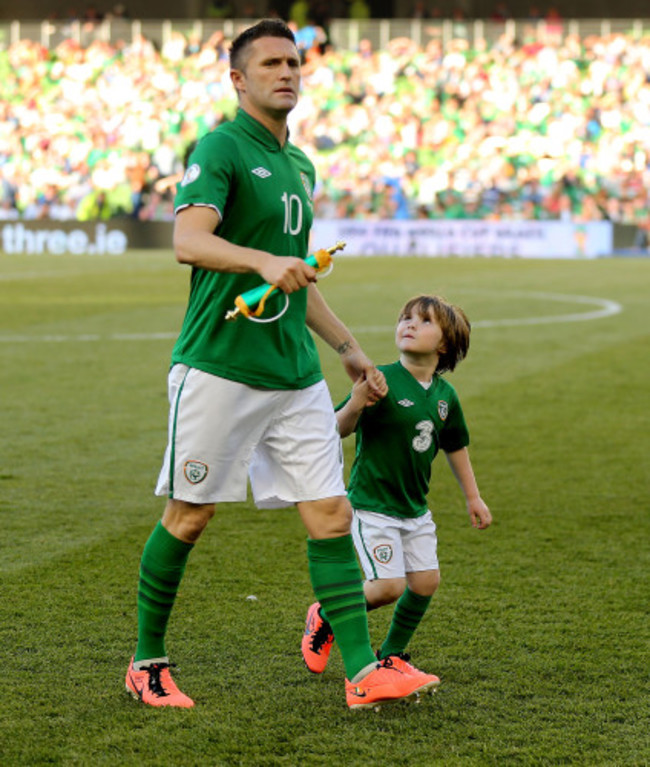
left=235, top=108, right=289, bottom=152
left=396, top=359, right=437, bottom=393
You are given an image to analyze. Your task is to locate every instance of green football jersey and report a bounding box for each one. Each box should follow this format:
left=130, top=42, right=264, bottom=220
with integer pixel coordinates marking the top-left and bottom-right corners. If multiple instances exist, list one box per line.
left=171, top=109, right=322, bottom=390
left=342, top=361, right=470, bottom=518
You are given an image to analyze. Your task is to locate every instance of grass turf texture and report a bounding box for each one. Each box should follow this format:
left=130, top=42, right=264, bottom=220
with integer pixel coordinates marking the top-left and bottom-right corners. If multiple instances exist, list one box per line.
left=0, top=253, right=648, bottom=766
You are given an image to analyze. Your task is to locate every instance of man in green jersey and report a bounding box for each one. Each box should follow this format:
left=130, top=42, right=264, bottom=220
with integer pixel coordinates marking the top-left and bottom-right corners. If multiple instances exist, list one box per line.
left=125, top=19, right=426, bottom=711
left=302, top=294, right=492, bottom=686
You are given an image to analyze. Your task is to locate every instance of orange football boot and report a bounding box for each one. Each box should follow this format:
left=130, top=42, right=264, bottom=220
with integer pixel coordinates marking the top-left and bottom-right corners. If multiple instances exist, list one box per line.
left=379, top=652, right=440, bottom=694
left=125, top=657, right=194, bottom=708
left=301, top=602, right=335, bottom=674
left=345, top=657, right=424, bottom=711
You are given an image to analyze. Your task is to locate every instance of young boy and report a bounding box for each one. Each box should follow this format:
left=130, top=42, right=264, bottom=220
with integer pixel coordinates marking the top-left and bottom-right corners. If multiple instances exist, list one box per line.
left=302, top=294, right=492, bottom=685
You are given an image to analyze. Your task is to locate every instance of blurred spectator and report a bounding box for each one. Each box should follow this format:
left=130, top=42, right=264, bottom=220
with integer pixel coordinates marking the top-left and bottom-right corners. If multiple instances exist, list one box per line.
left=489, top=1, right=511, bottom=22
left=526, top=4, right=542, bottom=21
left=289, top=20, right=327, bottom=61
left=289, top=0, right=310, bottom=28
left=348, top=0, right=370, bottom=20
left=206, top=0, right=233, bottom=18
left=77, top=190, right=113, bottom=220
left=106, top=4, right=129, bottom=19
left=82, top=4, right=104, bottom=22
left=544, top=4, right=563, bottom=41
left=0, top=197, right=19, bottom=220
left=411, top=1, right=432, bottom=19
left=1, top=25, right=649, bottom=228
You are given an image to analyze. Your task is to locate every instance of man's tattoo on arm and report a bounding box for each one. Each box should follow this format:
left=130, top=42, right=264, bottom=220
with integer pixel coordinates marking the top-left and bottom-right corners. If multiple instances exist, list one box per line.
left=337, top=340, right=351, bottom=355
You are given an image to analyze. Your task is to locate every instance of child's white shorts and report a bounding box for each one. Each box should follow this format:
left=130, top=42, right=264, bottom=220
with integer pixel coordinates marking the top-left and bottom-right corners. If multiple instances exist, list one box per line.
left=351, top=508, right=439, bottom=580
left=155, top=364, right=345, bottom=507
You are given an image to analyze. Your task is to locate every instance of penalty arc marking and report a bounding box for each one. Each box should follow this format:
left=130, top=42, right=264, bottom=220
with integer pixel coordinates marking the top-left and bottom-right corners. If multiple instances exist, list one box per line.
left=352, top=291, right=622, bottom=334
left=0, top=291, right=622, bottom=343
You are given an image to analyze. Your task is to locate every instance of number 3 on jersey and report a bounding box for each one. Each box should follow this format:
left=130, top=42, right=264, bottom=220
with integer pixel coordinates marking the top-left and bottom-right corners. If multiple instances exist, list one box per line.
left=412, top=420, right=434, bottom=453
left=282, top=192, right=303, bottom=235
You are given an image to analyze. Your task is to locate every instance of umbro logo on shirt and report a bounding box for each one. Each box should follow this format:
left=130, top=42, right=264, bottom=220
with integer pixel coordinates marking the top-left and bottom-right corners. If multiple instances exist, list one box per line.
left=398, top=399, right=414, bottom=407
left=251, top=166, right=272, bottom=178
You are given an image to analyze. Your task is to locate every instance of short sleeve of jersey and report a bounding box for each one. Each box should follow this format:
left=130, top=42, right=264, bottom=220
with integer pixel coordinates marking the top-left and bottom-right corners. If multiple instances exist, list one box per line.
left=175, top=131, right=237, bottom=217
left=437, top=384, right=469, bottom=453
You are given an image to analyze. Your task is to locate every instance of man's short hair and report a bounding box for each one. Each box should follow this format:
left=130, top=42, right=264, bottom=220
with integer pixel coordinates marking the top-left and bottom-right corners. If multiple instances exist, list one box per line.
left=230, top=19, right=297, bottom=70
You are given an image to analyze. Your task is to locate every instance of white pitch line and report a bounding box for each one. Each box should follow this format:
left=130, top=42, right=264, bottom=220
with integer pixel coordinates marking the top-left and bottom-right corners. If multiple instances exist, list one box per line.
left=350, top=292, right=622, bottom=333
left=0, top=292, right=622, bottom=343
left=0, top=332, right=178, bottom=343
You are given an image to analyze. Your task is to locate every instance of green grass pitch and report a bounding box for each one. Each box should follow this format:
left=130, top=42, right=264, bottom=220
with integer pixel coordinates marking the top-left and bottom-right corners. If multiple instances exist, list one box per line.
left=0, top=252, right=648, bottom=766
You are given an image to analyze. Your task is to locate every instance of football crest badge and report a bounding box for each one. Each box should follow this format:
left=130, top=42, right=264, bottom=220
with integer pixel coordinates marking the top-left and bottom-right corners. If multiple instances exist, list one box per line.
left=180, top=163, right=201, bottom=187
left=373, top=544, right=393, bottom=564
left=184, top=460, right=208, bottom=484
left=300, top=172, right=313, bottom=202
left=437, top=400, right=448, bottom=421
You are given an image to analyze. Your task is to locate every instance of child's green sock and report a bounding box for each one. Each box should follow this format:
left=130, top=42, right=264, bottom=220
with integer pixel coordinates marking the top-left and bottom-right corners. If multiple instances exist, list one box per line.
left=307, top=535, right=377, bottom=680
left=378, top=587, right=432, bottom=659
left=134, top=521, right=194, bottom=663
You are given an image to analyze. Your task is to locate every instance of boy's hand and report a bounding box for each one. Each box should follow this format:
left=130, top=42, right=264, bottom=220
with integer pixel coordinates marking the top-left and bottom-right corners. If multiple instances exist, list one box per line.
left=349, top=376, right=380, bottom=409
left=467, top=497, right=492, bottom=530
left=336, top=374, right=380, bottom=438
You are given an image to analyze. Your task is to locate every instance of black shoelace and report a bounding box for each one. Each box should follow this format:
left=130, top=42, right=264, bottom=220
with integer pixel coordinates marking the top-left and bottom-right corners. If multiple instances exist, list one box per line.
left=379, top=652, right=412, bottom=668
left=146, top=663, right=172, bottom=697
left=310, top=620, right=334, bottom=653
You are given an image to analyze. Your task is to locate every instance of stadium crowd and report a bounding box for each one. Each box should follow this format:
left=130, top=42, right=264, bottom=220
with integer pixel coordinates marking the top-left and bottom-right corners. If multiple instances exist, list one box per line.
left=1, top=23, right=650, bottom=227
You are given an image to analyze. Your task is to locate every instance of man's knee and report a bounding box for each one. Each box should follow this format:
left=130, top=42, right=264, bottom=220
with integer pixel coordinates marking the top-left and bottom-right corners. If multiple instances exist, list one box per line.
left=162, top=499, right=215, bottom=543
left=297, top=496, right=352, bottom=539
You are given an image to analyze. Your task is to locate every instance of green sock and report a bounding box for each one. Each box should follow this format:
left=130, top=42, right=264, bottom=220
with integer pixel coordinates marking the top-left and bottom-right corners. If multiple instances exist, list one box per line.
left=378, top=587, right=432, bottom=659
left=307, top=535, right=377, bottom=680
left=134, top=521, right=194, bottom=662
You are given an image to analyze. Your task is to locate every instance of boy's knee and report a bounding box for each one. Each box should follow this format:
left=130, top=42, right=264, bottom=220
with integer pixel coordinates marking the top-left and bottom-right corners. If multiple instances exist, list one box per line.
left=408, top=569, right=440, bottom=597
left=366, top=577, right=407, bottom=608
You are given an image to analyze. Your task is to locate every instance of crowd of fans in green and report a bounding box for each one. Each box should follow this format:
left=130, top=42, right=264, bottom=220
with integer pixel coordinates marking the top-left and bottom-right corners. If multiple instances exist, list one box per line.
left=1, top=24, right=649, bottom=227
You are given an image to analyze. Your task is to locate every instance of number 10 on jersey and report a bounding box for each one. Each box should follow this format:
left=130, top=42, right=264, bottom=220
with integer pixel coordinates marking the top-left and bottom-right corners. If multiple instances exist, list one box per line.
left=282, top=192, right=303, bottom=235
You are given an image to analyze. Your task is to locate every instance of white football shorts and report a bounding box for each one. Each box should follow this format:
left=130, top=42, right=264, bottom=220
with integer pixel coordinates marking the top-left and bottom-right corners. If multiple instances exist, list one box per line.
left=155, top=364, right=345, bottom=507
left=351, top=508, right=439, bottom=580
